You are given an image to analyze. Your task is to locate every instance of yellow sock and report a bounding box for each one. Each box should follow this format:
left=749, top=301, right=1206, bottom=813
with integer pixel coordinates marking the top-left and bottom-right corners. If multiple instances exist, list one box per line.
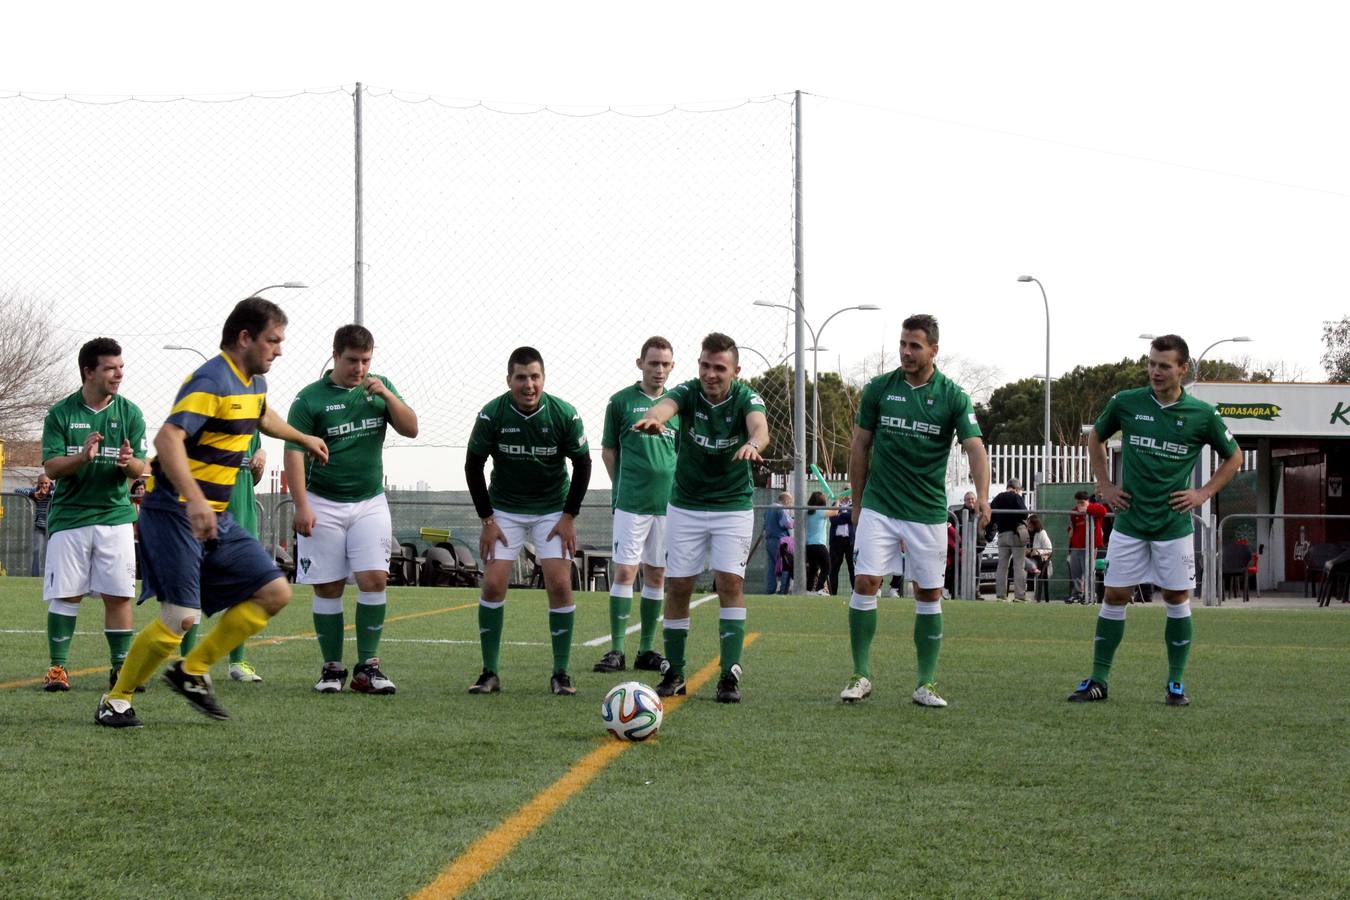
left=182, top=601, right=271, bottom=676
left=107, top=619, right=183, bottom=702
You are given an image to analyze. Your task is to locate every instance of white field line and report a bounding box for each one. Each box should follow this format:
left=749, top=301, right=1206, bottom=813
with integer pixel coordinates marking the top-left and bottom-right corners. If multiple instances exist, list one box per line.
left=580, top=592, right=717, bottom=648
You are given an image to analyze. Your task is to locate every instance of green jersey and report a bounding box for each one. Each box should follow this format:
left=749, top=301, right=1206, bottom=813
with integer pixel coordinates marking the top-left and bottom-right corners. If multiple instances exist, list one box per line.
left=227, top=432, right=262, bottom=538
left=856, top=366, right=981, bottom=524
left=41, top=391, right=147, bottom=535
left=285, top=373, right=403, bottom=503
left=666, top=379, right=765, bottom=512
left=1093, top=386, right=1238, bottom=541
left=467, top=392, right=589, bottom=515
left=602, top=383, right=678, bottom=516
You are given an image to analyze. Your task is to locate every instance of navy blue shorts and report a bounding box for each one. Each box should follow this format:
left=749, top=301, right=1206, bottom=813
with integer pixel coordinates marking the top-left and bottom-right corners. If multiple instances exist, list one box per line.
left=138, top=505, right=284, bottom=617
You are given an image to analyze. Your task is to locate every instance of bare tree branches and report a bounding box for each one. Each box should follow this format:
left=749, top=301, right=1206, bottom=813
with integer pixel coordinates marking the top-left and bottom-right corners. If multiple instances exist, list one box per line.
left=0, top=290, right=74, bottom=439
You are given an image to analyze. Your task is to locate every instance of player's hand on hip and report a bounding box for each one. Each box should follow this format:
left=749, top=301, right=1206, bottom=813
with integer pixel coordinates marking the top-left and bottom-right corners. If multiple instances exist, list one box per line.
left=293, top=505, right=316, bottom=537
left=480, top=518, right=507, bottom=562
left=186, top=497, right=218, bottom=541
left=83, top=431, right=103, bottom=461
left=1169, top=488, right=1207, bottom=512
left=1096, top=481, right=1130, bottom=510
left=304, top=436, right=329, bottom=464
left=548, top=513, right=577, bottom=558
left=978, top=500, right=993, bottom=529
left=115, top=438, right=133, bottom=468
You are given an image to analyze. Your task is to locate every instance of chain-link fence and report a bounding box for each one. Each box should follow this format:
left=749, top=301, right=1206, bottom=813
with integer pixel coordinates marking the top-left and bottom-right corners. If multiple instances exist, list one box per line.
left=1, top=87, right=799, bottom=472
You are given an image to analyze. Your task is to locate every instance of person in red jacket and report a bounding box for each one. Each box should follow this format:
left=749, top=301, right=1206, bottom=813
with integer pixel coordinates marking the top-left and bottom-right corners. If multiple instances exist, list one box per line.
left=1067, top=490, right=1108, bottom=603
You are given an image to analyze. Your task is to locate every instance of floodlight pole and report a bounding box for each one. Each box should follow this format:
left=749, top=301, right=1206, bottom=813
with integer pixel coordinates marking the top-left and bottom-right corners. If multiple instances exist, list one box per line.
left=792, top=90, right=808, bottom=596
left=354, top=82, right=365, bottom=325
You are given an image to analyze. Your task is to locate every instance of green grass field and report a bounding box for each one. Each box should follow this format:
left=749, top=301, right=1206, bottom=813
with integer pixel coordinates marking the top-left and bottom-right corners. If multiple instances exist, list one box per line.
left=1, top=578, right=1346, bottom=899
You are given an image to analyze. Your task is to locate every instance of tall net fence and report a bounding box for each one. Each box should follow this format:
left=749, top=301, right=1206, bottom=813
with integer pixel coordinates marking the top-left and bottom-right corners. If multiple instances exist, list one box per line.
left=1, top=86, right=799, bottom=482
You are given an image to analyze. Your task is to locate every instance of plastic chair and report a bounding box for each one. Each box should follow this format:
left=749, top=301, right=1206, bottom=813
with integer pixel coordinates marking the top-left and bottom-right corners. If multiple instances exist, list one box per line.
left=419, top=546, right=457, bottom=587
left=1221, top=542, right=1253, bottom=603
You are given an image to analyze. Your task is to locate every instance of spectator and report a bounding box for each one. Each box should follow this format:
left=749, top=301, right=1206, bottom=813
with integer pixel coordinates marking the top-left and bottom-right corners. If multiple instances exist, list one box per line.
left=1027, top=514, right=1053, bottom=602
left=762, top=490, right=793, bottom=595
left=990, top=477, right=1029, bottom=601
left=804, top=491, right=835, bottom=594
left=16, top=474, right=54, bottom=577
left=1067, top=490, right=1108, bottom=603
left=944, top=510, right=959, bottom=599
left=828, top=495, right=855, bottom=596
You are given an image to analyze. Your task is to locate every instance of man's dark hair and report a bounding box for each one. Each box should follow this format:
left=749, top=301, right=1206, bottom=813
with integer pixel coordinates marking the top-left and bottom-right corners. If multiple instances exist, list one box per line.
left=508, top=346, right=545, bottom=375
left=1074, top=490, right=1091, bottom=501
left=902, top=314, right=940, bottom=345
left=77, top=337, right=121, bottom=380
left=640, top=336, right=672, bottom=359
left=333, top=324, right=375, bottom=355
left=221, top=297, right=288, bottom=351
left=1150, top=334, right=1191, bottom=366
left=701, top=332, right=738, bottom=364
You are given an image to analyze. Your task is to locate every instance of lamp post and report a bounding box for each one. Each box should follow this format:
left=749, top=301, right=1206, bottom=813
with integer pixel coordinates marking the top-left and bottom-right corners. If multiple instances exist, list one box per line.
left=250, top=281, right=308, bottom=297
left=1017, top=276, right=1052, bottom=487
left=753, top=300, right=879, bottom=469
left=1193, top=336, right=1252, bottom=383
left=162, top=344, right=209, bottom=363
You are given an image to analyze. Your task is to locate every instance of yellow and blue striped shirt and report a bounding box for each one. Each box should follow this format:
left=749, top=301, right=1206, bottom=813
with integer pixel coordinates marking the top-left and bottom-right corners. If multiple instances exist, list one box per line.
left=145, top=354, right=267, bottom=513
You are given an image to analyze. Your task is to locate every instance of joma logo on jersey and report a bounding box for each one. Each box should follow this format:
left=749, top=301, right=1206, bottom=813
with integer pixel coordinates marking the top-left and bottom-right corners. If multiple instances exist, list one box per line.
left=326, top=417, right=383, bottom=437
left=689, top=434, right=739, bottom=450
left=70, top=423, right=91, bottom=430
left=1129, top=435, right=1187, bottom=454
left=498, top=444, right=558, bottom=456
left=885, top=394, right=907, bottom=402
left=325, top=403, right=346, bottom=412
left=879, top=415, right=940, bottom=435
left=1134, top=414, right=1155, bottom=422
left=500, top=427, right=521, bottom=434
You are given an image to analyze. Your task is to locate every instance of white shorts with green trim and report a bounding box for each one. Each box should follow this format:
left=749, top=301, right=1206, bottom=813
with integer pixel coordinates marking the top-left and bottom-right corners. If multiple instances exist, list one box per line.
left=296, top=493, right=392, bottom=584
left=611, top=509, right=667, bottom=568
left=1103, top=532, right=1195, bottom=592
left=44, top=523, right=136, bottom=600
left=853, top=508, right=946, bottom=590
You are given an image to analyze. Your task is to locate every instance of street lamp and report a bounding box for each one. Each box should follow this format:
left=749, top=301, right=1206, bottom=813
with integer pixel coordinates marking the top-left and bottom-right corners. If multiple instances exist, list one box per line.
left=162, top=344, right=209, bottom=363
left=1017, top=276, right=1052, bottom=487
left=752, top=300, right=880, bottom=469
left=250, top=281, right=308, bottom=296
left=1193, top=336, right=1252, bottom=383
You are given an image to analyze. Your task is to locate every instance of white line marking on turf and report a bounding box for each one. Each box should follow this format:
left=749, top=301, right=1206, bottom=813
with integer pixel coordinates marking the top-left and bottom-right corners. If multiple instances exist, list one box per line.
left=581, top=592, right=717, bottom=647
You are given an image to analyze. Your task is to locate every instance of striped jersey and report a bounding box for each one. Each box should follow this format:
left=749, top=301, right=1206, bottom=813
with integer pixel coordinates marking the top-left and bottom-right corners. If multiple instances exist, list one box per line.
left=145, top=354, right=267, bottom=513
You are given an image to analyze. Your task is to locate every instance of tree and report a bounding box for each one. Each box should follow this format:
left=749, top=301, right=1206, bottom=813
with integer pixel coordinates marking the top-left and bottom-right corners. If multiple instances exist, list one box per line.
left=1322, top=317, right=1350, bottom=382
left=0, top=291, right=71, bottom=439
left=746, top=366, right=862, bottom=477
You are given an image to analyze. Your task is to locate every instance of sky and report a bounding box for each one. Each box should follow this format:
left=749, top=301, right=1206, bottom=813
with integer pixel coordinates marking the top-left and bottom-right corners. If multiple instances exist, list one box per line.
left=5, top=1, right=1348, bottom=488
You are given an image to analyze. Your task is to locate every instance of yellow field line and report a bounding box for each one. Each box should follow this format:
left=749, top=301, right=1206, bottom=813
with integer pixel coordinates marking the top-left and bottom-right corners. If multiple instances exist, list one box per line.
left=0, top=601, right=476, bottom=691
left=414, top=632, right=762, bottom=900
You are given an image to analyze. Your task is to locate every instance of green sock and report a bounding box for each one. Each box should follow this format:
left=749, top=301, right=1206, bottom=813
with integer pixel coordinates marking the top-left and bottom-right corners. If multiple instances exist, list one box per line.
left=313, top=606, right=345, bottom=664
left=105, top=629, right=133, bottom=667
left=664, top=626, right=688, bottom=677
left=47, top=611, right=78, bottom=667
left=479, top=601, right=504, bottom=673
left=178, top=622, right=199, bottom=655
left=355, top=593, right=387, bottom=662
left=914, top=612, right=943, bottom=686
left=848, top=604, right=878, bottom=679
left=549, top=608, right=575, bottom=674
left=1165, top=613, right=1193, bottom=683
left=608, top=589, right=633, bottom=654
left=228, top=643, right=247, bottom=665
left=718, top=613, right=746, bottom=676
left=1091, top=614, right=1127, bottom=684
left=638, top=595, right=662, bottom=653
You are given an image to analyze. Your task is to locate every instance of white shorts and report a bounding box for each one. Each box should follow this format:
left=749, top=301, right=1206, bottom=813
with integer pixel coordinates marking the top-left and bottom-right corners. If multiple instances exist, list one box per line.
left=611, top=509, right=667, bottom=568
left=664, top=505, right=753, bottom=579
left=44, top=523, right=136, bottom=600
left=853, top=508, right=946, bottom=590
left=1104, top=532, right=1195, bottom=592
left=491, top=509, right=569, bottom=562
left=296, top=493, right=393, bottom=584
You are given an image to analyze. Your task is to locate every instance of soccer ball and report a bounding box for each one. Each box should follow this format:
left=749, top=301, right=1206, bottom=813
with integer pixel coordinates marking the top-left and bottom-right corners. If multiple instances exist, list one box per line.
left=601, top=681, right=664, bottom=742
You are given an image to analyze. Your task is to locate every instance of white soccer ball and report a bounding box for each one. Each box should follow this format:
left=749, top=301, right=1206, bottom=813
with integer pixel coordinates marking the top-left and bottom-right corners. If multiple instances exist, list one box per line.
left=601, top=680, right=664, bottom=742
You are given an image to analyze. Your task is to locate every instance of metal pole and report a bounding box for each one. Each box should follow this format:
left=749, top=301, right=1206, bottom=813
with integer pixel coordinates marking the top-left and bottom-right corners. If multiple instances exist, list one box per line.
left=353, top=82, right=365, bottom=325
left=792, top=90, right=807, bottom=595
